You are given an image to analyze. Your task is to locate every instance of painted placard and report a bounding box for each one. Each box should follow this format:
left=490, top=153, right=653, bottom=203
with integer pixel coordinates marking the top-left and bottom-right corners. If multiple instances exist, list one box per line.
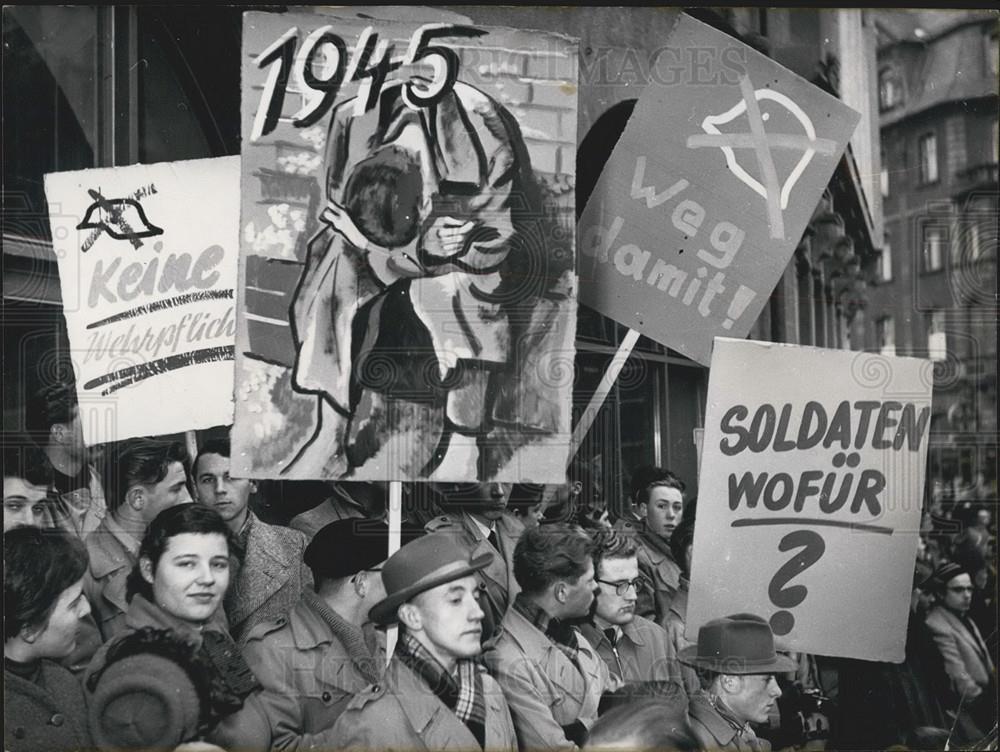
left=578, top=13, right=860, bottom=365
left=44, top=157, right=240, bottom=444
left=234, top=9, right=579, bottom=481
left=687, top=338, right=933, bottom=662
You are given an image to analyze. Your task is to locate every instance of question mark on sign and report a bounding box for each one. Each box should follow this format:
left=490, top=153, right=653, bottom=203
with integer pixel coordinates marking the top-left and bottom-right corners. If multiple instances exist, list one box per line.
left=768, top=529, right=826, bottom=636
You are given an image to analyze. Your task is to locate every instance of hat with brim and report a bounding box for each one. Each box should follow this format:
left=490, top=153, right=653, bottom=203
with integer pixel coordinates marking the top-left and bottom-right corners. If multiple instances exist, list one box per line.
left=679, top=614, right=798, bottom=674
left=369, top=532, right=494, bottom=625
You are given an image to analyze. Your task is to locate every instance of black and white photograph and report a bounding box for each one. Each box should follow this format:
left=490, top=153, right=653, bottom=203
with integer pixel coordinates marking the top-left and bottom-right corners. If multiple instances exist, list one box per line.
left=3, top=5, right=997, bottom=751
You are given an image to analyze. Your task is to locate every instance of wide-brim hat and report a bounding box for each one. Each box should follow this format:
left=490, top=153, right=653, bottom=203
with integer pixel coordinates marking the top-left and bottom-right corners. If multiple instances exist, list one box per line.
left=89, top=652, right=201, bottom=749
left=679, top=614, right=797, bottom=674
left=369, top=532, right=493, bottom=625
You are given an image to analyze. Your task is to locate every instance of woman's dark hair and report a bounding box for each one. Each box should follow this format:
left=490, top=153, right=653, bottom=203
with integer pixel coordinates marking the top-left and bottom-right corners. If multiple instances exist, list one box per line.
left=2, top=441, right=54, bottom=487
left=4, top=526, right=87, bottom=641
left=513, top=523, right=595, bottom=595
left=126, top=504, right=234, bottom=603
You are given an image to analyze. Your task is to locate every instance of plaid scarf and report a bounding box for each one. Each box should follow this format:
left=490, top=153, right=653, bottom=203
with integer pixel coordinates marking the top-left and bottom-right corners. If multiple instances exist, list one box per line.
left=396, top=630, right=487, bottom=749
left=512, top=593, right=581, bottom=663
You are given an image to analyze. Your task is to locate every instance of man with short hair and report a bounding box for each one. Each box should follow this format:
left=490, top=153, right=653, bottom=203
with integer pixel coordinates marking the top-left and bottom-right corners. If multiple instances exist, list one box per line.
left=84, top=438, right=192, bottom=641
left=331, top=533, right=518, bottom=750
left=425, top=482, right=524, bottom=643
left=3, top=444, right=53, bottom=532
left=680, top=614, right=794, bottom=751
left=193, top=437, right=311, bottom=645
left=488, top=523, right=608, bottom=750
left=924, top=561, right=995, bottom=741
left=26, top=382, right=106, bottom=538
left=631, top=468, right=686, bottom=622
left=579, top=529, right=686, bottom=691
left=243, top=518, right=405, bottom=747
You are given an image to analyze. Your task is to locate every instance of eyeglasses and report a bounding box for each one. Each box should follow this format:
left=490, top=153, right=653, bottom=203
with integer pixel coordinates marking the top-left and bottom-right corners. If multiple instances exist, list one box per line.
left=595, top=577, right=641, bottom=596
left=947, top=586, right=974, bottom=593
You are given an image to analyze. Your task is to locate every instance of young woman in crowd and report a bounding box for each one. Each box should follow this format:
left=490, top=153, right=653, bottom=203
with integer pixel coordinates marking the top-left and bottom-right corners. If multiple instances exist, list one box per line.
left=4, top=526, right=92, bottom=752
left=84, top=503, right=269, bottom=750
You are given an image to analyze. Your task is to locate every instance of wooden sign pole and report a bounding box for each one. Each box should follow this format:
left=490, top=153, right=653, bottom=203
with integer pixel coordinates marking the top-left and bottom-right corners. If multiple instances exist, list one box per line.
left=385, top=480, right=403, bottom=663
left=566, top=327, right=640, bottom=465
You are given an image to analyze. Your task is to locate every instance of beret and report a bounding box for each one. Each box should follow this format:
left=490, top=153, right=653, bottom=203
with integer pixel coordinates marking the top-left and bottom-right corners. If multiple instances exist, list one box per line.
left=305, top=518, right=420, bottom=581
left=89, top=652, right=201, bottom=749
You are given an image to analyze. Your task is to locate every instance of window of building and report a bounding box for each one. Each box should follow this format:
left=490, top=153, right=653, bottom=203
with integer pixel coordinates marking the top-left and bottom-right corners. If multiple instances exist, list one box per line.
left=878, top=240, right=893, bottom=282
left=989, top=31, right=999, bottom=77
left=993, top=118, right=999, bottom=164
left=919, top=132, right=938, bottom=184
left=877, top=316, right=895, bottom=356
left=927, top=310, right=947, bottom=361
left=923, top=225, right=945, bottom=272
left=878, top=67, right=901, bottom=110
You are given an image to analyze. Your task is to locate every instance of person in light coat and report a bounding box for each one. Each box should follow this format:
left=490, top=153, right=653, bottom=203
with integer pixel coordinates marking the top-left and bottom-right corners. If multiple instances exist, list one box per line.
left=330, top=533, right=518, bottom=751
left=487, top=523, right=608, bottom=750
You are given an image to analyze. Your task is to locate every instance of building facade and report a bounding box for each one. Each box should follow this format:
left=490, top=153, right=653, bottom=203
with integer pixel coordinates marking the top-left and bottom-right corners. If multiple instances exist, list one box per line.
left=3, top=6, right=882, bottom=511
left=870, top=10, right=998, bottom=499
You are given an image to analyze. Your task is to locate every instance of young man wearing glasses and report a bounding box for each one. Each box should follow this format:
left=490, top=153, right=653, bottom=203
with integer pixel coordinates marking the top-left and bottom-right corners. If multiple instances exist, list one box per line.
left=924, top=561, right=995, bottom=743
left=579, top=529, right=688, bottom=691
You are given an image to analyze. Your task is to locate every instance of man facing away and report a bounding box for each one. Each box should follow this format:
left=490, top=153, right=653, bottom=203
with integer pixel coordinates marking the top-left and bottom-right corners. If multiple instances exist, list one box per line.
left=487, top=523, right=609, bottom=750
left=331, top=533, right=518, bottom=751
left=26, top=382, right=106, bottom=538
left=680, top=613, right=794, bottom=751
left=578, top=528, right=687, bottom=694
left=193, top=437, right=311, bottom=645
left=243, top=518, right=407, bottom=748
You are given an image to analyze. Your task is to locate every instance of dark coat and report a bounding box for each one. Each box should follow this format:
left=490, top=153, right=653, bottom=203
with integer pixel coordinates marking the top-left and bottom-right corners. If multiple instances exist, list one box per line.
left=4, top=661, right=92, bottom=752
left=84, top=593, right=271, bottom=750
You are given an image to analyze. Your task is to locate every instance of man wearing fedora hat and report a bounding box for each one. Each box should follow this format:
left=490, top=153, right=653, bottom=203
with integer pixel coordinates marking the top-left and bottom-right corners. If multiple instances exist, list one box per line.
left=241, top=518, right=406, bottom=749
left=330, top=532, right=517, bottom=750
left=680, top=613, right=795, bottom=751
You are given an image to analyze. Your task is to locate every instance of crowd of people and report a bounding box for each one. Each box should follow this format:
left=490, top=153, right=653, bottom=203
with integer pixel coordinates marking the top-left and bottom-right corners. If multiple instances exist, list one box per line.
left=3, top=382, right=997, bottom=751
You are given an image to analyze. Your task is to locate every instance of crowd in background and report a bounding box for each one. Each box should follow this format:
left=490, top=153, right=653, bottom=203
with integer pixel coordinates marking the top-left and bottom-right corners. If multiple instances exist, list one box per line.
left=3, top=381, right=997, bottom=751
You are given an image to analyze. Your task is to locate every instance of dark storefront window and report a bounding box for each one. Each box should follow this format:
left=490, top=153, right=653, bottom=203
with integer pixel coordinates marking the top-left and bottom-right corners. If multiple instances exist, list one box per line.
left=3, top=6, right=100, bottom=242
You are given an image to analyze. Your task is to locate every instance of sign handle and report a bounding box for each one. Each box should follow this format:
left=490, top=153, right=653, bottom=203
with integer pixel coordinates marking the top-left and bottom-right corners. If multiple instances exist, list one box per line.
left=566, top=327, right=640, bottom=465
left=385, top=480, right=403, bottom=664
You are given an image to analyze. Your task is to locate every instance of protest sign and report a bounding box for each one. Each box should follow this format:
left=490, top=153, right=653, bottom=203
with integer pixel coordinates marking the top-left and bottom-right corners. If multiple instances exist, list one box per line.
left=687, top=338, right=933, bottom=662
left=234, top=10, right=579, bottom=481
left=45, top=157, right=240, bottom=444
left=578, top=13, right=860, bottom=366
